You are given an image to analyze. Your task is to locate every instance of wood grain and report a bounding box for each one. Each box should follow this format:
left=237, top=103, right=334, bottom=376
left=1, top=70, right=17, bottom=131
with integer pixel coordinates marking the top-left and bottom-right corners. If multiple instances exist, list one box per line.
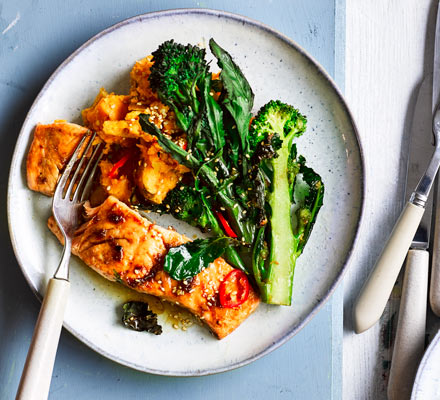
left=344, top=1, right=436, bottom=398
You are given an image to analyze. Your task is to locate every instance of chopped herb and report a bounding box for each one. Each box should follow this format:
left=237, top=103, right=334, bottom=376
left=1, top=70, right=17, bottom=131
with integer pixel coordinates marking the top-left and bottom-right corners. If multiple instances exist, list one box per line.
left=113, top=270, right=124, bottom=284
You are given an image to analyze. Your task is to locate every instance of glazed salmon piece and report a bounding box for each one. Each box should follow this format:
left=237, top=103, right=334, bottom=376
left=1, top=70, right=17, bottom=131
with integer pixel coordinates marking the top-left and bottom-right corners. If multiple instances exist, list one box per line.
left=26, top=122, right=89, bottom=196
left=48, top=196, right=259, bottom=339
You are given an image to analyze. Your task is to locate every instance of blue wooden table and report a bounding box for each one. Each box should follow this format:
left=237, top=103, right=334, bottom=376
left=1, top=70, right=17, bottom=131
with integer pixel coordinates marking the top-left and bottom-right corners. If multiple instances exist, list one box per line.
left=0, top=1, right=345, bottom=398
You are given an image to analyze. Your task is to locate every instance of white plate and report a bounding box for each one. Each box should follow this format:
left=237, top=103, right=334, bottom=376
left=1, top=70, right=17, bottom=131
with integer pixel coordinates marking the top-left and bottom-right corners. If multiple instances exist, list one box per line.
left=412, top=330, right=440, bottom=399
left=7, top=9, right=364, bottom=375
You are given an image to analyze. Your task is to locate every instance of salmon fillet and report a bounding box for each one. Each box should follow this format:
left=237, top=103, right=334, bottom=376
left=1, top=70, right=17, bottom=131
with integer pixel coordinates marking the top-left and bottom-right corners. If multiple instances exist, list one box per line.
left=26, top=122, right=89, bottom=196
left=48, top=196, right=259, bottom=339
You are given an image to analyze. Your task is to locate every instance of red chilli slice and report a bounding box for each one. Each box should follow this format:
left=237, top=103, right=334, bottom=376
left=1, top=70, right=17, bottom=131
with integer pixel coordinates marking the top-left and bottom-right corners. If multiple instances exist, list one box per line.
left=219, top=270, right=250, bottom=308
left=214, top=211, right=238, bottom=238
left=108, top=154, right=130, bottom=179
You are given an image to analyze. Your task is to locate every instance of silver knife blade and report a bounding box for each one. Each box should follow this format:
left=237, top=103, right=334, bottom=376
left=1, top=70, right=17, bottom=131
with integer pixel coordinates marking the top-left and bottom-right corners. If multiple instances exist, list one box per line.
left=428, top=1, right=440, bottom=320
left=405, top=75, right=434, bottom=249
left=408, top=3, right=440, bottom=249
left=433, top=0, right=440, bottom=114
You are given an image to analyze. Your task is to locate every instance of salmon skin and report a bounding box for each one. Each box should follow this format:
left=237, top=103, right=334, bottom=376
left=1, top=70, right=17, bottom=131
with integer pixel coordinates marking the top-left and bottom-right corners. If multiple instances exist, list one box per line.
left=48, top=196, right=259, bottom=339
left=26, top=122, right=89, bottom=196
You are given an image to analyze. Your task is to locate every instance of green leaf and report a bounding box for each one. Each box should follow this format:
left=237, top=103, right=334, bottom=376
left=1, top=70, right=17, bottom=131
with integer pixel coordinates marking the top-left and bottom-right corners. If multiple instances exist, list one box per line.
left=122, top=301, right=162, bottom=335
left=202, top=75, right=226, bottom=151
left=209, top=38, right=254, bottom=170
left=164, top=237, right=234, bottom=280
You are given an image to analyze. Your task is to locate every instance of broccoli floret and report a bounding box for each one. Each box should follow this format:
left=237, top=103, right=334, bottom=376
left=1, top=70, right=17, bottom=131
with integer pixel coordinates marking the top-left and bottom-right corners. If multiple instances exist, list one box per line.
left=149, top=40, right=209, bottom=130
left=162, top=184, right=211, bottom=230
left=249, top=100, right=307, bottom=153
left=250, top=100, right=322, bottom=305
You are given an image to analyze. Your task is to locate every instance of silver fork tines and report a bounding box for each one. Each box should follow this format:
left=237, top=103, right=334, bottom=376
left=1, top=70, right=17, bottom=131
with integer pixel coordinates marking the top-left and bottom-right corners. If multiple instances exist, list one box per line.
left=52, top=132, right=103, bottom=281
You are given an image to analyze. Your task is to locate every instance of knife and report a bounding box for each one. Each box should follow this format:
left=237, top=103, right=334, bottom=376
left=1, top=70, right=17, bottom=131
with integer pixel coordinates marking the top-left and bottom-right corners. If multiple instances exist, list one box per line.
left=430, top=2, right=440, bottom=317
left=353, top=5, right=440, bottom=333
left=387, top=74, right=432, bottom=400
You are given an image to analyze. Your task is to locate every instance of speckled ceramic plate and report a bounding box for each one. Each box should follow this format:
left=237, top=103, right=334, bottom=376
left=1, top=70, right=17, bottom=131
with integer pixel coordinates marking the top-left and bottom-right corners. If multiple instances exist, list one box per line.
left=412, top=330, right=440, bottom=399
left=8, top=9, right=364, bottom=375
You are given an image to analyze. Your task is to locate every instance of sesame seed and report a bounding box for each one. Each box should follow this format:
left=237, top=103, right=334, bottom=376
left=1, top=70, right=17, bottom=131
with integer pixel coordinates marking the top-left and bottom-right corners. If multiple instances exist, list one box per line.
left=173, top=324, right=179, bottom=329
left=106, top=186, right=111, bottom=191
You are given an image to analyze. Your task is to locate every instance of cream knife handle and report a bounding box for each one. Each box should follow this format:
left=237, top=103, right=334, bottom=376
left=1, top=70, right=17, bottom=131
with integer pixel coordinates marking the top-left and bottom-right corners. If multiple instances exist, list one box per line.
left=16, top=278, right=70, bottom=400
left=353, top=202, right=425, bottom=333
left=387, top=249, right=428, bottom=400
left=430, top=184, right=440, bottom=316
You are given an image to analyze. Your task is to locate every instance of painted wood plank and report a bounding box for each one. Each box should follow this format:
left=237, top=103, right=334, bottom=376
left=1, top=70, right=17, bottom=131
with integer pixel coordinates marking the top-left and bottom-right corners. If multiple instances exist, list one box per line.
left=344, top=1, right=434, bottom=398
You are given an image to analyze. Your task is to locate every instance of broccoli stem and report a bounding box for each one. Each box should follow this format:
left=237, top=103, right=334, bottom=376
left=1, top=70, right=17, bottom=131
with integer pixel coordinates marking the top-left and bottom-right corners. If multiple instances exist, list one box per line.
left=264, top=141, right=298, bottom=305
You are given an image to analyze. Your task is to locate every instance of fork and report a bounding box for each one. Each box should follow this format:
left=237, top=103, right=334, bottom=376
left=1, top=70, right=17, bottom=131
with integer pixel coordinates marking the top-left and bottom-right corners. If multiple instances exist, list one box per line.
left=16, top=132, right=103, bottom=400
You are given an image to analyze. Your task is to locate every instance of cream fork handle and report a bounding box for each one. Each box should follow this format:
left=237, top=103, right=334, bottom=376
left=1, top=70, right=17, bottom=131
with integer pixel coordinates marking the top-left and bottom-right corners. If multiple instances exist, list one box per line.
left=16, top=278, right=70, bottom=400
left=353, top=202, right=424, bottom=333
left=430, top=183, right=440, bottom=316
left=387, top=249, right=428, bottom=400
